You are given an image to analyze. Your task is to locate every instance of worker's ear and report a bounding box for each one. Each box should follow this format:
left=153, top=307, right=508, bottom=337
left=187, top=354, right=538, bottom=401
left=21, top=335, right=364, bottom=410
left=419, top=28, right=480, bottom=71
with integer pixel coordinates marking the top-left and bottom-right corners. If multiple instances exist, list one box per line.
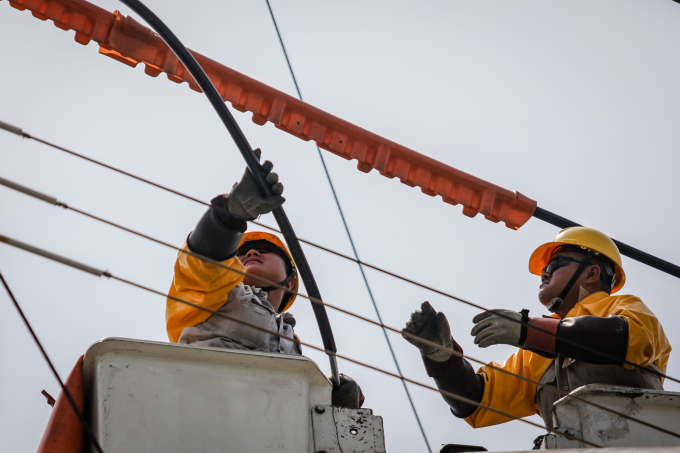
left=285, top=278, right=295, bottom=290
left=583, top=264, right=601, bottom=285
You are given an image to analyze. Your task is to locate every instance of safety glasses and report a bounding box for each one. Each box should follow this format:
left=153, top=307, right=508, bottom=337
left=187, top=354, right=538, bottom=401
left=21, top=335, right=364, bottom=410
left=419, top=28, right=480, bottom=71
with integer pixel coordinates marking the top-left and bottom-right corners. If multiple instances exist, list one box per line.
left=236, top=248, right=275, bottom=257
left=542, top=256, right=584, bottom=274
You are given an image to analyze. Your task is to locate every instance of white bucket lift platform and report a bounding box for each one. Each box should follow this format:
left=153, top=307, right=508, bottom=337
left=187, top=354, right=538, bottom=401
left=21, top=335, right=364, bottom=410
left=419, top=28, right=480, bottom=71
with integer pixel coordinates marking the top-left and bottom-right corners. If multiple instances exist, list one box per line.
left=542, top=384, right=680, bottom=450
left=83, top=337, right=385, bottom=453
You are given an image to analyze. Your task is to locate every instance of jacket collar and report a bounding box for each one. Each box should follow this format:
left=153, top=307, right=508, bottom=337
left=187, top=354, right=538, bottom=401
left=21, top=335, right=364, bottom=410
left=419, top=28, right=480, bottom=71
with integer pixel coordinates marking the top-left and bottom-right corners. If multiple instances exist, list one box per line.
left=564, top=290, right=609, bottom=318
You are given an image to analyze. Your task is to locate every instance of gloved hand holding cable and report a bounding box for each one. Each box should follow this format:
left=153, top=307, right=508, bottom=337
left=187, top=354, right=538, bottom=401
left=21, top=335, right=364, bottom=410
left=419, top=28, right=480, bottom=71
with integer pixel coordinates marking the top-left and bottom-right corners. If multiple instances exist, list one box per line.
left=330, top=373, right=365, bottom=408
left=226, top=148, right=285, bottom=221
left=188, top=149, right=285, bottom=261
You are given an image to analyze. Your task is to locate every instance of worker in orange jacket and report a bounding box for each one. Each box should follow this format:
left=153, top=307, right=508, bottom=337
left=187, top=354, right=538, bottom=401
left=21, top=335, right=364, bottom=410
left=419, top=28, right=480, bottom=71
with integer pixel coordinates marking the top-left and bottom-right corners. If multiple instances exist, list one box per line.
left=403, top=227, right=670, bottom=432
left=166, top=150, right=363, bottom=408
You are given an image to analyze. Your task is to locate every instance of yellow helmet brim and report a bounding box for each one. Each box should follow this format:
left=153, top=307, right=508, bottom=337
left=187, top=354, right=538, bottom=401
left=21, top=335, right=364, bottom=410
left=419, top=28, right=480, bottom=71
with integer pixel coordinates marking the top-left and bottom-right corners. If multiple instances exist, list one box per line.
left=528, top=227, right=626, bottom=294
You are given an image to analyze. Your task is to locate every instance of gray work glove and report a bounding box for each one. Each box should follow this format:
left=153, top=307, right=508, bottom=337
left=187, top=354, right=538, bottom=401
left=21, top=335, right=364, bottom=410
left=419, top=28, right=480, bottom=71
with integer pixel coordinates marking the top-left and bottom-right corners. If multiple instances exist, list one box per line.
left=227, top=148, right=285, bottom=221
left=470, top=309, right=523, bottom=348
left=331, top=374, right=364, bottom=408
left=402, top=301, right=454, bottom=362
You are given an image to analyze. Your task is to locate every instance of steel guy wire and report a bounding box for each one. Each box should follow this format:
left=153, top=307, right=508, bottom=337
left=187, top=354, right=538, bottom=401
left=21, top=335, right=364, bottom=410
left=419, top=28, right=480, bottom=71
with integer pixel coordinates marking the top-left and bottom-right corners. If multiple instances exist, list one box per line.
left=1, top=124, right=676, bottom=383
left=0, top=235, right=604, bottom=448
left=263, top=2, right=431, bottom=451
left=1, top=180, right=678, bottom=440
left=0, top=271, right=105, bottom=453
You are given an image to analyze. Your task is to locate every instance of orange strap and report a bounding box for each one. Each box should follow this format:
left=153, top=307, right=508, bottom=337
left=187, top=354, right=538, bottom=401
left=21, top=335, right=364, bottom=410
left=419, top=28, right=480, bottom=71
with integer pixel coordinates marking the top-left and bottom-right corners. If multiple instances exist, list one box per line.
left=8, top=0, right=537, bottom=229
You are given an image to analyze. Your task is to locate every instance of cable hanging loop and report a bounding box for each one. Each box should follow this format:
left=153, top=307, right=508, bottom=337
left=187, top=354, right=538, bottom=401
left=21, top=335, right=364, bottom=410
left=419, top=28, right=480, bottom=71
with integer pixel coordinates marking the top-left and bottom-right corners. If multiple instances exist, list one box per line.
left=116, top=0, right=339, bottom=386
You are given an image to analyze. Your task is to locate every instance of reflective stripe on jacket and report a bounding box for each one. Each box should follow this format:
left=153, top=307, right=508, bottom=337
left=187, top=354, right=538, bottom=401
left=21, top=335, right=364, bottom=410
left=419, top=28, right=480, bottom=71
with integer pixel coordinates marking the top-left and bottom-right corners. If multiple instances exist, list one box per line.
left=464, top=291, right=671, bottom=428
left=166, top=243, right=301, bottom=355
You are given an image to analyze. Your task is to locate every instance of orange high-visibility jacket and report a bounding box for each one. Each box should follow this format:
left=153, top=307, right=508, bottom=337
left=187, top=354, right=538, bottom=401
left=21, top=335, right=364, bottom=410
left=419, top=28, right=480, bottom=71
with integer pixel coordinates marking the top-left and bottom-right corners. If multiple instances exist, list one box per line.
left=166, top=244, right=245, bottom=343
left=465, top=291, right=671, bottom=428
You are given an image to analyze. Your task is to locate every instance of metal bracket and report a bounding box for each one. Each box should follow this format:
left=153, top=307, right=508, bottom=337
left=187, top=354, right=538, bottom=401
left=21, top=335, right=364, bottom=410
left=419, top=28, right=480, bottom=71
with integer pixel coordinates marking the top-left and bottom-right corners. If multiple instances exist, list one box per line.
left=541, top=429, right=582, bottom=450
left=311, top=406, right=386, bottom=453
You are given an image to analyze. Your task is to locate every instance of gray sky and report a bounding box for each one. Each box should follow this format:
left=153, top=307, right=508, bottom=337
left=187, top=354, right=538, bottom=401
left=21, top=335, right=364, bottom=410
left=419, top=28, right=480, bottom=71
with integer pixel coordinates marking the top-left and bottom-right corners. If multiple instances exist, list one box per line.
left=1, top=1, right=680, bottom=451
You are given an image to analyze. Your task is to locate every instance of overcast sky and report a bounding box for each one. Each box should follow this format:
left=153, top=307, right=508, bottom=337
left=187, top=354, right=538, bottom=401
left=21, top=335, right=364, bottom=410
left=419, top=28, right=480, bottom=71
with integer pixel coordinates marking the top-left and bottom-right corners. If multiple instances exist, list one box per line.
left=1, top=1, right=680, bottom=452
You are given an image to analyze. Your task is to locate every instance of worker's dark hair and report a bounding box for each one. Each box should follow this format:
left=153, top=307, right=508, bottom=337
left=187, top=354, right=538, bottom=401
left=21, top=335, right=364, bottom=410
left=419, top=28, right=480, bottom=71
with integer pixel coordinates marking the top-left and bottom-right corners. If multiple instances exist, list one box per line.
left=552, top=244, right=616, bottom=294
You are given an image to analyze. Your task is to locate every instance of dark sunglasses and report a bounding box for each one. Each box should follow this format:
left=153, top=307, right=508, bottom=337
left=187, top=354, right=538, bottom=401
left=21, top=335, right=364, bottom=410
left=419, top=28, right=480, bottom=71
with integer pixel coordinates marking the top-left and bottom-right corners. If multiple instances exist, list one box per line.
left=542, top=256, right=584, bottom=274
left=236, top=248, right=276, bottom=257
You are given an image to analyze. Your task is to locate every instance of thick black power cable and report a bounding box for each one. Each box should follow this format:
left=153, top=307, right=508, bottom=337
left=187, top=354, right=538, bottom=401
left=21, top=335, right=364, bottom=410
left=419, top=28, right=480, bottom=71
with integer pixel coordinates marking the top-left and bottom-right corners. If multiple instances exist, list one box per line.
left=262, top=2, right=432, bottom=451
left=116, top=0, right=340, bottom=385
left=2, top=179, right=679, bottom=441
left=533, top=207, right=680, bottom=279
left=0, top=133, right=676, bottom=384
left=0, top=271, right=105, bottom=453
left=0, top=235, right=604, bottom=448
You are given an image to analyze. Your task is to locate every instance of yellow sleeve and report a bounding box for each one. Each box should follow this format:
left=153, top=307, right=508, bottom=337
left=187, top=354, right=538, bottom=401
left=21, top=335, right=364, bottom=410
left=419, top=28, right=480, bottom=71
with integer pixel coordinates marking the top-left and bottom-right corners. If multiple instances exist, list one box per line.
left=165, top=243, right=246, bottom=343
left=465, top=350, right=552, bottom=428
left=610, top=295, right=671, bottom=373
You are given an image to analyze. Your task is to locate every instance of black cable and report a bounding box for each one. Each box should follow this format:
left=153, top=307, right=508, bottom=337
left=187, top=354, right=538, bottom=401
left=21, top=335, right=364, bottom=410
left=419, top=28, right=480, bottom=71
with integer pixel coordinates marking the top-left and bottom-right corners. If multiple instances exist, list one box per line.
left=0, top=271, right=105, bottom=453
left=263, top=2, right=432, bottom=451
left=117, top=0, right=338, bottom=384
left=533, top=207, right=680, bottom=279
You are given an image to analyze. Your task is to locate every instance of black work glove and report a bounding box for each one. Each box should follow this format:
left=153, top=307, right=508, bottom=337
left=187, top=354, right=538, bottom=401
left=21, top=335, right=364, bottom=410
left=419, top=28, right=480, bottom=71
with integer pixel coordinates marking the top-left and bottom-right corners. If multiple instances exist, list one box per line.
left=226, top=148, right=285, bottom=221
left=331, top=374, right=364, bottom=408
left=402, top=301, right=454, bottom=362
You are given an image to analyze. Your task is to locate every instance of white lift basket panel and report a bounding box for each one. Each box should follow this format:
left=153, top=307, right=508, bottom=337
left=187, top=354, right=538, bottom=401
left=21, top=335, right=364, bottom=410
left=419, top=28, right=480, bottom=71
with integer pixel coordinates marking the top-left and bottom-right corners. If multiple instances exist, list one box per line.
left=83, top=338, right=332, bottom=453
left=543, top=384, right=680, bottom=449
left=311, top=405, right=386, bottom=453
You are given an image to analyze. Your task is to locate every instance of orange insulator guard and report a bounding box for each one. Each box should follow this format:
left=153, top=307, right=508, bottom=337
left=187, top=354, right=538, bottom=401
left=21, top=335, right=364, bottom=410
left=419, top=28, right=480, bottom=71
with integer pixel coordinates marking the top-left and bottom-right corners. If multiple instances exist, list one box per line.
left=6, top=0, right=538, bottom=229
left=36, top=355, right=85, bottom=453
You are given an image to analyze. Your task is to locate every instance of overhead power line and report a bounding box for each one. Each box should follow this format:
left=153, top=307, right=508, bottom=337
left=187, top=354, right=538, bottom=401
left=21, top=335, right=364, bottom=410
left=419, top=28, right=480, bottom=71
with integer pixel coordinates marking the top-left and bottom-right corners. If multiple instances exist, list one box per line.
left=1, top=127, right=675, bottom=384
left=263, top=2, right=431, bottom=451
left=0, top=233, right=606, bottom=448
left=1, top=178, right=679, bottom=441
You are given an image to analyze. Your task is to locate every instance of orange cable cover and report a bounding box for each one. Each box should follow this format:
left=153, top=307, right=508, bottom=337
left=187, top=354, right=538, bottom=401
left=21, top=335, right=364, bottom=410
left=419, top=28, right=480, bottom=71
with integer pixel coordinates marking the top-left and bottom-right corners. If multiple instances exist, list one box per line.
left=6, top=0, right=537, bottom=229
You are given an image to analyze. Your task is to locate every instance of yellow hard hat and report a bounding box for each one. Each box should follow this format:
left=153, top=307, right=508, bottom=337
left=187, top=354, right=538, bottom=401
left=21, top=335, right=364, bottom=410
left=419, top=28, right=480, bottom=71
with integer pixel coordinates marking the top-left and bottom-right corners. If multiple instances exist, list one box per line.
left=529, top=227, right=625, bottom=293
left=238, top=231, right=298, bottom=312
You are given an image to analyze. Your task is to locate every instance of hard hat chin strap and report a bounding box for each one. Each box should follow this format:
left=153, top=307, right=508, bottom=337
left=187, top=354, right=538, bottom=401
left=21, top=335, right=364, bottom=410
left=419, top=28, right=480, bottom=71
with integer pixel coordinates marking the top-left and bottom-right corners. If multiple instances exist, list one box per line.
left=258, top=271, right=295, bottom=294
left=547, top=250, right=596, bottom=313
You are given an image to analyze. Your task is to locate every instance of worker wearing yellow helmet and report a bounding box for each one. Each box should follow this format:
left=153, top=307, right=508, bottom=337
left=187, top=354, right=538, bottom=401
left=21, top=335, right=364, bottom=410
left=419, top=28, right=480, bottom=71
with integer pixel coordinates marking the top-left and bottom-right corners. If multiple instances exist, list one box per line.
left=165, top=150, right=363, bottom=408
left=403, top=227, right=670, bottom=437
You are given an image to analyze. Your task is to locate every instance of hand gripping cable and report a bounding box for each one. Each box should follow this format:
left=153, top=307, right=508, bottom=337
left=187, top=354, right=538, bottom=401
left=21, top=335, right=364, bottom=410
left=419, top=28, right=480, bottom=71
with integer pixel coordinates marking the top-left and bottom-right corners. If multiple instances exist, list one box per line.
left=116, top=0, right=340, bottom=386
